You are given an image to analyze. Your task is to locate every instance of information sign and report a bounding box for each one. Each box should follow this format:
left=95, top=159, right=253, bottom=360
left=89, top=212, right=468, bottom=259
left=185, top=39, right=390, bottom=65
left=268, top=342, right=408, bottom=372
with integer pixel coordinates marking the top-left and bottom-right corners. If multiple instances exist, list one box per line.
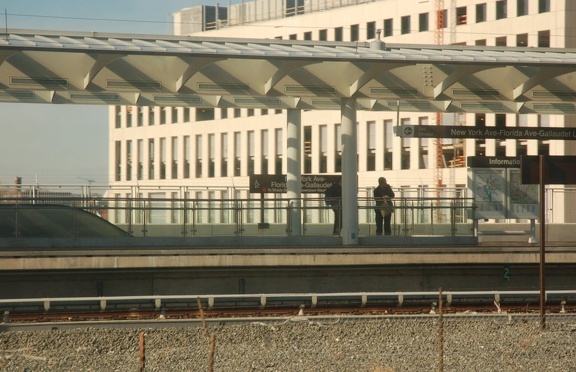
left=467, top=157, right=539, bottom=219
left=396, top=125, right=576, bottom=140
left=249, top=174, right=340, bottom=194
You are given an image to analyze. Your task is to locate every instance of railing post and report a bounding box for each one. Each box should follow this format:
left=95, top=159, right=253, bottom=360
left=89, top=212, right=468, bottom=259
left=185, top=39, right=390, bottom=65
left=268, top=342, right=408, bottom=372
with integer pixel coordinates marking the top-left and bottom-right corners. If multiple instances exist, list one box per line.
left=127, top=197, right=133, bottom=237
left=286, top=201, right=293, bottom=237
left=72, top=206, right=77, bottom=239
left=142, top=200, right=147, bottom=237
left=450, top=200, right=456, bottom=237
left=234, top=200, right=242, bottom=237
left=181, top=195, right=188, bottom=238
left=14, top=204, right=19, bottom=240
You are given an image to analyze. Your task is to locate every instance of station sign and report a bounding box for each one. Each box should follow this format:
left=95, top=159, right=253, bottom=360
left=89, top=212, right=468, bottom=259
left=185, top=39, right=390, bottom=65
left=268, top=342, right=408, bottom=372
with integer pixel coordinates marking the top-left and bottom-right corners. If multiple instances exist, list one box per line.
left=396, top=125, right=576, bottom=140
left=249, top=174, right=341, bottom=194
left=467, top=156, right=539, bottom=219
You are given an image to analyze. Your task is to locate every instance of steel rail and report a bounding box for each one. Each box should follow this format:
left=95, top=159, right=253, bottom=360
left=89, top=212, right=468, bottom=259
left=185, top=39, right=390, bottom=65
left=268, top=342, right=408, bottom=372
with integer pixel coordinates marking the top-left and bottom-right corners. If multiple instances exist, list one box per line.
left=1, top=290, right=574, bottom=313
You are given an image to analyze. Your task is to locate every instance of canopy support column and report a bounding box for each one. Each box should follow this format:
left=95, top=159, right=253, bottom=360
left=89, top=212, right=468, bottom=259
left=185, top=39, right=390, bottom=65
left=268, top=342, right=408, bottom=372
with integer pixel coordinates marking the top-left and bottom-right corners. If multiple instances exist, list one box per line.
left=286, top=109, right=302, bottom=236
left=341, top=98, right=359, bottom=245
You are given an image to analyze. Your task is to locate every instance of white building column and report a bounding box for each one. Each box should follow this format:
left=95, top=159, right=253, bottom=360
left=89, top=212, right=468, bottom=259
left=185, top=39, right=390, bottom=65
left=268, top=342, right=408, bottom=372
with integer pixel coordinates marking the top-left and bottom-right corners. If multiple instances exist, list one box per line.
left=286, top=109, right=302, bottom=235
left=341, top=98, right=359, bottom=245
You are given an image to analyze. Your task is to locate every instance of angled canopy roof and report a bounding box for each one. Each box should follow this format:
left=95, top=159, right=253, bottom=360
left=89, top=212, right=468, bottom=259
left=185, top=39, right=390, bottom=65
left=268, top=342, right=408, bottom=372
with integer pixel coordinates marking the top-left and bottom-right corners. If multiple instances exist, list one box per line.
left=2, top=29, right=576, bottom=113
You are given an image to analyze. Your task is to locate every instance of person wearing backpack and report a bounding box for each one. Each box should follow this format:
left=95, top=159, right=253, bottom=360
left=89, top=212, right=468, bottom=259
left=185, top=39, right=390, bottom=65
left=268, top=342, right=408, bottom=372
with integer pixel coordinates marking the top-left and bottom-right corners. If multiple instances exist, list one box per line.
left=374, top=177, right=395, bottom=235
left=324, top=177, right=342, bottom=235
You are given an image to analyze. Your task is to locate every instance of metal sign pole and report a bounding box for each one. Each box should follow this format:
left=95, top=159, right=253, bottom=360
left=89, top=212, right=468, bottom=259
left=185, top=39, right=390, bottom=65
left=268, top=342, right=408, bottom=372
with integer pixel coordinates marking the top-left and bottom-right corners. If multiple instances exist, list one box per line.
left=539, top=155, right=546, bottom=330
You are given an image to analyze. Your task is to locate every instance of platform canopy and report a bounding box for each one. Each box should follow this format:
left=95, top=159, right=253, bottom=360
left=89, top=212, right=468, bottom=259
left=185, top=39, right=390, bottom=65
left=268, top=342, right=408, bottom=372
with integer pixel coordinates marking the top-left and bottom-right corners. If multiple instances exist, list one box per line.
left=2, top=29, right=576, bottom=114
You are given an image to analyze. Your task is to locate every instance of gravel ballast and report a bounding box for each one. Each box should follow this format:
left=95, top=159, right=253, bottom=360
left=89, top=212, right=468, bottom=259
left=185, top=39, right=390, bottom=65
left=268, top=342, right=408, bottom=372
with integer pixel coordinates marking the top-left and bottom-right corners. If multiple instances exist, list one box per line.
left=1, top=316, right=575, bottom=371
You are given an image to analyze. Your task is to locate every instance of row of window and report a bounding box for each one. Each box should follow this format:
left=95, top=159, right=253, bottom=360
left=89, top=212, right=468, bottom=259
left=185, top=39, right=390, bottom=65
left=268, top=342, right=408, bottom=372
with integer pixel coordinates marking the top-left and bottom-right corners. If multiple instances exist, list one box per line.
left=114, top=113, right=552, bottom=182
left=114, top=106, right=282, bottom=128
left=283, top=0, right=551, bottom=42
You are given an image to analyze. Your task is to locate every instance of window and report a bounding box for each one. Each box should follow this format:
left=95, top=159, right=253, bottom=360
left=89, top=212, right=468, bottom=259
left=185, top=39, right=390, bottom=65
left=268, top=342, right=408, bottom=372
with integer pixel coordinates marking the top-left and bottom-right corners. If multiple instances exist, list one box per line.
left=171, top=137, right=178, bottom=179
left=319, top=29, right=327, bottom=41
left=476, top=3, right=486, bottom=23
left=538, top=30, right=550, bottom=47
left=148, top=139, right=155, bottom=179
left=350, top=24, right=359, bottom=41
left=115, top=106, right=121, bottom=128
left=418, top=117, right=429, bottom=169
left=384, top=19, right=393, bottom=37
left=221, top=133, right=228, bottom=177
left=159, top=137, right=166, bottom=179
left=275, top=128, right=283, bottom=174
left=495, top=114, right=506, bottom=128
left=335, top=27, right=343, bottom=41
left=126, top=107, right=132, bottom=128
left=115, top=141, right=121, bottom=181
left=517, top=33, right=528, bottom=47
left=475, top=39, right=487, bottom=46
left=160, top=108, right=166, bottom=124
left=183, top=136, right=190, bottom=178
left=220, top=108, right=227, bottom=119
left=208, top=134, right=215, bottom=178
left=247, top=131, right=255, bottom=175
left=384, top=120, right=393, bottom=170
left=195, top=135, right=203, bottom=178
left=367, top=121, right=376, bottom=171
left=367, top=21, right=376, bottom=39
left=419, top=13, right=428, bottom=32
left=517, top=0, right=528, bottom=16
left=234, top=108, right=241, bottom=118
left=400, top=118, right=410, bottom=170
left=137, top=139, right=143, bottom=180
left=138, top=107, right=144, bottom=126
left=171, top=107, right=178, bottom=123
left=401, top=16, right=411, bottom=34
left=538, top=115, right=550, bottom=156
left=496, top=36, right=507, bottom=46
left=456, top=7, right=467, bottom=25
left=261, top=130, right=269, bottom=175
left=247, top=108, right=254, bottom=117
left=304, top=31, right=312, bottom=40
left=234, top=132, right=241, bottom=177
left=196, top=108, right=214, bottom=121
left=539, top=0, right=550, bottom=13
left=289, top=34, right=297, bottom=40
left=183, top=108, right=190, bottom=122
left=126, top=140, right=132, bottom=181
left=285, top=0, right=304, bottom=16
left=319, top=125, right=327, bottom=173
left=496, top=0, right=507, bottom=20
left=148, top=107, right=155, bottom=126
left=304, top=126, right=312, bottom=173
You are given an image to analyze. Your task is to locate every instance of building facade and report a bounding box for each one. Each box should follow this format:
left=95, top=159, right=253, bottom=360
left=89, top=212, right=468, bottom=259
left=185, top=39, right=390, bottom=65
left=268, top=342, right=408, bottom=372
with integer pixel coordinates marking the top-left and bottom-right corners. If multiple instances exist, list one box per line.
left=109, top=0, right=576, bottom=225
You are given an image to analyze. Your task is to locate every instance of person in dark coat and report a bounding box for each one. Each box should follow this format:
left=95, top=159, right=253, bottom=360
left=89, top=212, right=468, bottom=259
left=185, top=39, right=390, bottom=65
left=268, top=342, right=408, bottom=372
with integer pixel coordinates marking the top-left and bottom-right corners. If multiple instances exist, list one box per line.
left=374, top=177, right=395, bottom=235
left=324, top=177, right=342, bottom=235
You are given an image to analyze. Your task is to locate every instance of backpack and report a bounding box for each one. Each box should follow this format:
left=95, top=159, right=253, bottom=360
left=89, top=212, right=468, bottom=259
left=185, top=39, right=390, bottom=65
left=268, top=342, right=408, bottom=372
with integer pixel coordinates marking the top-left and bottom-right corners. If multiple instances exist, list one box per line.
left=324, top=183, right=339, bottom=206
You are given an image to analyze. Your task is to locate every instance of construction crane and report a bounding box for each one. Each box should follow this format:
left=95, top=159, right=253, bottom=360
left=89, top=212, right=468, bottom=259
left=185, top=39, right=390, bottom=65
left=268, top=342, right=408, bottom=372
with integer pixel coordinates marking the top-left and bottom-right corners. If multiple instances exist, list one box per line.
left=448, top=0, right=465, bottom=191
left=434, top=0, right=445, bottom=222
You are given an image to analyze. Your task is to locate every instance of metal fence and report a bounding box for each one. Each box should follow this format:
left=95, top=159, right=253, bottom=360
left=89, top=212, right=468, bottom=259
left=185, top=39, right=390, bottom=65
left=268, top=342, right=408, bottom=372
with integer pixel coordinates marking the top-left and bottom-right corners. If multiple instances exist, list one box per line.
left=11, top=182, right=576, bottom=237
left=0, top=183, right=476, bottom=238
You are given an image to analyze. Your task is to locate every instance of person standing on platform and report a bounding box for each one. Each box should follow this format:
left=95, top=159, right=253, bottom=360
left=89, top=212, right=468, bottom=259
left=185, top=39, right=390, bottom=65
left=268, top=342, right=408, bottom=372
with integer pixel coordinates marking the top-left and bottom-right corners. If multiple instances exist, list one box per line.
left=324, top=177, right=342, bottom=235
left=374, top=177, right=395, bottom=235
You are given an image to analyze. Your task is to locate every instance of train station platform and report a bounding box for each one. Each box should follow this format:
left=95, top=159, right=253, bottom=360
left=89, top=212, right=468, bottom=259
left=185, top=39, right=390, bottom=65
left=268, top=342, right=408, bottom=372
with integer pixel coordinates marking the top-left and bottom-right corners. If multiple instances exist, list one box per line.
left=0, top=236, right=575, bottom=299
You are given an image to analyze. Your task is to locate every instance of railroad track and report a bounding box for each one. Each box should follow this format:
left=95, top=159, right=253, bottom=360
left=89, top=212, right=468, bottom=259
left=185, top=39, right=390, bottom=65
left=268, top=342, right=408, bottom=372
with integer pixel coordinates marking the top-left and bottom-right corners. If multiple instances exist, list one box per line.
left=2, top=295, right=574, bottom=331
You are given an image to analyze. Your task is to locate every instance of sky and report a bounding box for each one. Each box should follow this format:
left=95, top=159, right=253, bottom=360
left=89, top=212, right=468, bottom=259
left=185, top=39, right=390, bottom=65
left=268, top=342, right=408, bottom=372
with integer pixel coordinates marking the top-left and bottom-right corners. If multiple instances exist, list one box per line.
left=0, top=0, right=221, bottom=185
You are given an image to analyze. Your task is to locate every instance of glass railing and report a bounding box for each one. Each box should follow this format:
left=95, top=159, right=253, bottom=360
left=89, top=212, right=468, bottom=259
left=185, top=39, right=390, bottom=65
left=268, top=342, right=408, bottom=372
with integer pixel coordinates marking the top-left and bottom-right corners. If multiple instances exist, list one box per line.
left=0, top=195, right=476, bottom=239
